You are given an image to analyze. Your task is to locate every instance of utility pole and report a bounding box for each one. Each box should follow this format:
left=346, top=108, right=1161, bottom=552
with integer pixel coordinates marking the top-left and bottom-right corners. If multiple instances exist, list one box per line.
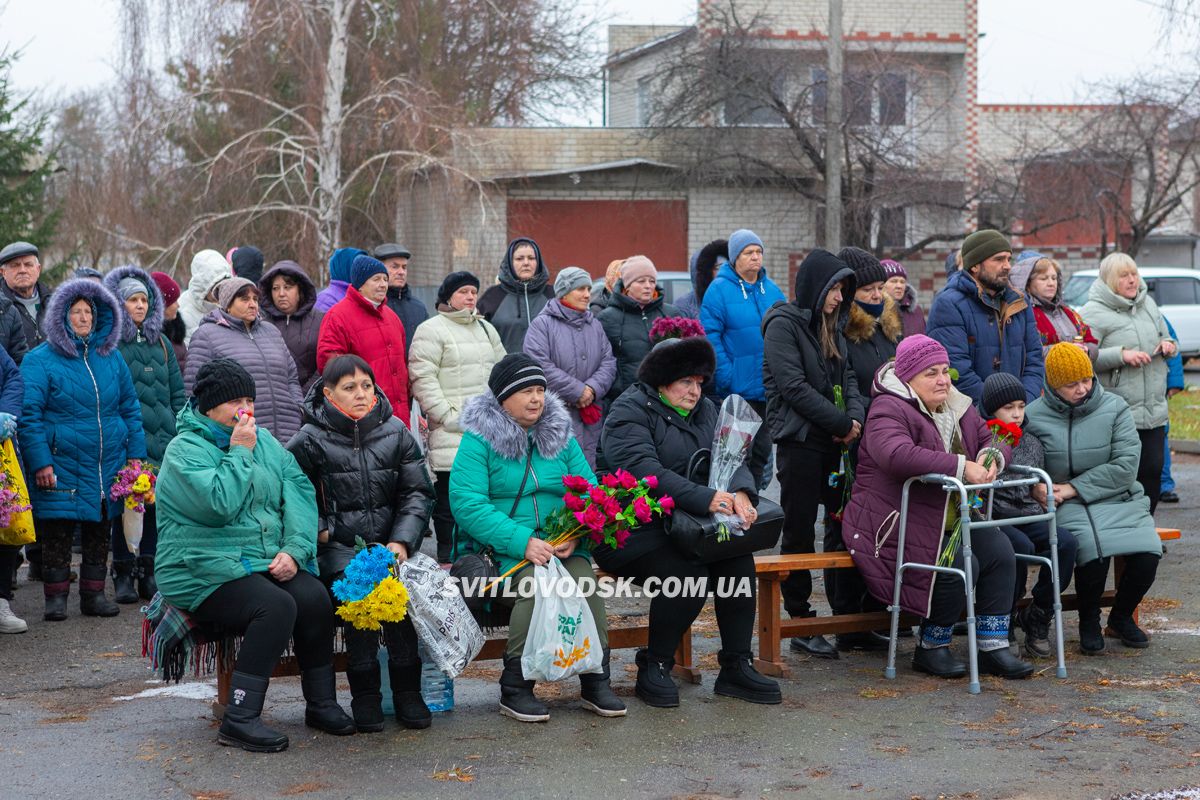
left=824, top=0, right=843, bottom=250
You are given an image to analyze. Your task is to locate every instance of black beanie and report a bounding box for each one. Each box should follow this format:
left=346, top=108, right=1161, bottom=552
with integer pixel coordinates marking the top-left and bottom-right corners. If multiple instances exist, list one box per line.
left=194, top=358, right=257, bottom=413
left=981, top=372, right=1026, bottom=417
left=437, top=270, right=480, bottom=306
left=231, top=246, right=265, bottom=284
left=489, top=353, right=546, bottom=403
left=838, top=247, right=888, bottom=287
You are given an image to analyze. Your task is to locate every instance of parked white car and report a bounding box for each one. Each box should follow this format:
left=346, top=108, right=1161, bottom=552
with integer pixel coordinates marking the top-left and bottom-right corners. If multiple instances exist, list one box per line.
left=1064, top=267, right=1200, bottom=358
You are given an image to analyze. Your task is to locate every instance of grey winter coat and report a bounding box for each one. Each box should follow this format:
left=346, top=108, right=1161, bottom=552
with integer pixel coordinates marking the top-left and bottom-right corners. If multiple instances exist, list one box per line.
left=522, top=299, right=617, bottom=466
left=992, top=430, right=1047, bottom=520
left=477, top=238, right=555, bottom=352
left=1025, top=382, right=1162, bottom=565
left=258, top=261, right=324, bottom=392
left=183, top=309, right=304, bottom=443
left=597, top=286, right=680, bottom=402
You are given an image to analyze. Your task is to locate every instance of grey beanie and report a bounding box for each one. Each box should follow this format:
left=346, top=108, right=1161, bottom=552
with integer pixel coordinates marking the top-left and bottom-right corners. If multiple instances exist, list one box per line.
left=554, top=267, right=592, bottom=298
left=117, top=277, right=148, bottom=301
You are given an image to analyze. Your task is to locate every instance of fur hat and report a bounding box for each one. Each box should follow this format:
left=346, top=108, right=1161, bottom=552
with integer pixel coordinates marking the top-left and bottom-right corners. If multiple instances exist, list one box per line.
left=637, top=335, right=715, bottom=388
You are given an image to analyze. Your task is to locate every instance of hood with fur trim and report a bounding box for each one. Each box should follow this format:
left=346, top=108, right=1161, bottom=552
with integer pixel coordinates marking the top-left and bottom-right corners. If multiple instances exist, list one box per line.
left=43, top=278, right=124, bottom=358
left=845, top=294, right=903, bottom=345
left=103, top=265, right=165, bottom=344
left=689, top=238, right=728, bottom=305
left=459, top=388, right=573, bottom=461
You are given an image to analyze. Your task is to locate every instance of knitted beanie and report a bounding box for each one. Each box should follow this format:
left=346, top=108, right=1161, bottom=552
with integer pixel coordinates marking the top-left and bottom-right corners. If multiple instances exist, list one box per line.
left=349, top=254, right=388, bottom=290
left=1044, top=342, right=1094, bottom=390
left=728, top=228, right=764, bottom=265
left=554, top=266, right=592, bottom=298
left=194, top=358, right=256, bottom=413
left=880, top=259, right=907, bottom=279
left=894, top=334, right=950, bottom=383
left=489, top=353, right=546, bottom=403
left=960, top=230, right=1012, bottom=271
left=215, top=277, right=258, bottom=310
left=117, top=276, right=148, bottom=301
left=838, top=247, right=888, bottom=287
left=620, top=255, right=656, bottom=287
left=437, top=270, right=480, bottom=306
left=151, top=272, right=181, bottom=307
left=981, top=372, right=1027, bottom=416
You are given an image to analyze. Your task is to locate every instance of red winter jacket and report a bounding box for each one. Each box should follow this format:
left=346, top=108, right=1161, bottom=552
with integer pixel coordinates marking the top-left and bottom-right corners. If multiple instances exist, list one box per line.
left=317, top=286, right=409, bottom=421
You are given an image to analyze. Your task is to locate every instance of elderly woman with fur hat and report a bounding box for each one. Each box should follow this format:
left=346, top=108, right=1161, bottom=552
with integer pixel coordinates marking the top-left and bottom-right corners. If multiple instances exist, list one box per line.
left=185, top=276, right=304, bottom=443
left=599, top=334, right=780, bottom=709
left=523, top=267, right=616, bottom=467
left=449, top=354, right=624, bottom=723
left=597, top=255, right=679, bottom=403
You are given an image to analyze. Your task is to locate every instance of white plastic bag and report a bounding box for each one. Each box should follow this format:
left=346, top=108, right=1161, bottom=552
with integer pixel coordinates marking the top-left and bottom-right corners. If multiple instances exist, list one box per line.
left=708, top=394, right=762, bottom=535
left=397, top=552, right=484, bottom=677
left=520, top=558, right=603, bottom=682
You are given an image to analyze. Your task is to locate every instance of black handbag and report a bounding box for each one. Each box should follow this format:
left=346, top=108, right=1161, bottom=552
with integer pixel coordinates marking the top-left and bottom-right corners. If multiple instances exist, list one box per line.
left=450, top=448, right=534, bottom=611
left=666, top=450, right=785, bottom=564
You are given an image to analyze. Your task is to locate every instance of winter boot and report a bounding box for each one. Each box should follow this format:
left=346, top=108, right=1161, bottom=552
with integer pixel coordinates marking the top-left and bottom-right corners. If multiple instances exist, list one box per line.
left=0, top=598, right=27, bottom=633
left=977, top=647, right=1035, bottom=679
left=345, top=665, right=385, bottom=733
left=912, top=646, right=967, bottom=679
left=25, top=546, right=41, bottom=582
left=79, top=564, right=119, bottom=617
left=1107, top=612, right=1150, bottom=649
left=1078, top=607, right=1106, bottom=655
left=218, top=671, right=289, bottom=753
left=300, top=665, right=355, bottom=735
left=136, top=554, right=157, bottom=600
left=714, top=650, right=782, bottom=704
left=42, top=567, right=71, bottom=621
left=111, top=559, right=138, bottom=605
left=388, top=660, right=432, bottom=729
left=579, top=648, right=626, bottom=717
left=499, top=655, right=549, bottom=722
left=1018, top=604, right=1053, bottom=658
left=634, top=648, right=679, bottom=708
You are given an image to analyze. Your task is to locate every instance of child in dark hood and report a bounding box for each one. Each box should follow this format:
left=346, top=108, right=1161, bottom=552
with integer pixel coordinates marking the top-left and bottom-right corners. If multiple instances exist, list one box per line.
left=477, top=237, right=554, bottom=352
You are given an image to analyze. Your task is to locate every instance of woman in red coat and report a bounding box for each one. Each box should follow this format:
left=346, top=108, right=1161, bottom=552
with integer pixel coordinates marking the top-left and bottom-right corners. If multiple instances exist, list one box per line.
left=317, top=255, right=409, bottom=418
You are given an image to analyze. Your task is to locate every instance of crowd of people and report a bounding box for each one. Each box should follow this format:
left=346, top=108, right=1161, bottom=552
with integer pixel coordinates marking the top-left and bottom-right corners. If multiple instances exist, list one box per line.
left=0, top=227, right=1180, bottom=752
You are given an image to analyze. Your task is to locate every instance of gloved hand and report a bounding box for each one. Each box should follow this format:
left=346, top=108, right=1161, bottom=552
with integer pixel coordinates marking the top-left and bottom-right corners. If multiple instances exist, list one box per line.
left=0, top=412, right=16, bottom=441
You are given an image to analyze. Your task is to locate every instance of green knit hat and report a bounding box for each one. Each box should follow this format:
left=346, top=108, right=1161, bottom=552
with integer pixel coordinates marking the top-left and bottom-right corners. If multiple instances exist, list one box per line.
left=960, top=229, right=1012, bottom=271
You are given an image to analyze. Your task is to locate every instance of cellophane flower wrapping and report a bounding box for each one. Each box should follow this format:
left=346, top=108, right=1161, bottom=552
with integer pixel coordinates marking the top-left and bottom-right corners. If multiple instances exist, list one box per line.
left=708, top=395, right=762, bottom=536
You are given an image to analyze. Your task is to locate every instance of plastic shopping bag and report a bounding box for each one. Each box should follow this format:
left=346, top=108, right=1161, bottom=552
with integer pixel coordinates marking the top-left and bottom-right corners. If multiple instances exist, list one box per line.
left=520, top=558, right=603, bottom=682
left=0, top=439, right=34, bottom=546
left=397, top=552, right=484, bottom=677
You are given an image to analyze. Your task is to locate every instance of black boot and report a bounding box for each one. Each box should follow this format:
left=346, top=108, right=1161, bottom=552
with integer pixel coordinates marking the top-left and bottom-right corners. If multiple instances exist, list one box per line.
left=1078, top=608, right=1106, bottom=655
left=634, top=648, right=679, bottom=708
left=136, top=555, right=157, bottom=600
left=345, top=665, right=385, bottom=733
left=42, top=567, right=70, bottom=622
left=1018, top=604, right=1052, bottom=658
left=388, top=660, right=432, bottom=729
left=79, top=564, right=119, bottom=617
left=579, top=648, right=626, bottom=717
left=111, top=559, right=138, bottom=605
left=300, top=665, right=355, bottom=735
left=218, top=671, right=289, bottom=753
left=714, top=650, right=782, bottom=704
left=912, top=646, right=967, bottom=679
left=977, top=647, right=1035, bottom=679
left=835, top=631, right=890, bottom=652
left=789, top=635, right=839, bottom=659
left=25, top=546, right=41, bottom=582
left=1107, top=612, right=1150, bottom=649
left=499, top=655, right=549, bottom=722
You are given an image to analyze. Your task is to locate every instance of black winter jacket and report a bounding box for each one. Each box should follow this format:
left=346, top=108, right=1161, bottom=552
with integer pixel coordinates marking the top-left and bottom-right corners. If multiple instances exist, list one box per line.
left=0, top=293, right=28, bottom=364
left=762, top=256, right=864, bottom=449
left=0, top=280, right=50, bottom=353
left=596, top=381, right=757, bottom=570
left=597, top=287, right=680, bottom=402
left=843, top=297, right=903, bottom=416
left=287, top=380, right=435, bottom=577
left=385, top=284, right=429, bottom=352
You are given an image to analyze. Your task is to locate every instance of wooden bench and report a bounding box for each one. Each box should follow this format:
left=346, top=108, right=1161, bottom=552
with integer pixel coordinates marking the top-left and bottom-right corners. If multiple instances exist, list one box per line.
left=753, top=527, right=1182, bottom=678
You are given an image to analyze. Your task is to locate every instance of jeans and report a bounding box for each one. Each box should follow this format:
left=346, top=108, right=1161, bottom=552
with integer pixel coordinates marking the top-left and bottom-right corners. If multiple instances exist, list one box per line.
left=1161, top=422, right=1175, bottom=494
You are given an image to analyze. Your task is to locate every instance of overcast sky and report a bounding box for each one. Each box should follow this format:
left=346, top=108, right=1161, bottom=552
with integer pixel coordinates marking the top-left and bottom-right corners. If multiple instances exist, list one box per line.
left=1, top=0, right=1196, bottom=116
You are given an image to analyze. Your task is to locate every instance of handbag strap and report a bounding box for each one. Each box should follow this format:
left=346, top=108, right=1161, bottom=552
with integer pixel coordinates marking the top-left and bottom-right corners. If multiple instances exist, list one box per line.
left=685, top=449, right=712, bottom=483
left=451, top=444, right=535, bottom=557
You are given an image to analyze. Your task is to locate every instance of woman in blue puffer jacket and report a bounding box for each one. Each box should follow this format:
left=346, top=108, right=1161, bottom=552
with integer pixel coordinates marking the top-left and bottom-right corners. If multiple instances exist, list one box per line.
left=19, top=278, right=147, bottom=621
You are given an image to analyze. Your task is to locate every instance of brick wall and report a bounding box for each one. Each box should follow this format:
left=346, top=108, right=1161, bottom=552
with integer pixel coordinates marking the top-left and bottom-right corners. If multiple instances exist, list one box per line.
left=698, top=0, right=967, bottom=41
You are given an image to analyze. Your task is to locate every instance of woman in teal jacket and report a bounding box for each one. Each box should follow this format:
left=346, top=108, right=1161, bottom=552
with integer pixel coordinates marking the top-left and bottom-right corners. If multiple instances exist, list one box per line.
left=1025, top=344, right=1162, bottom=655
left=19, top=278, right=146, bottom=622
left=156, top=359, right=353, bottom=753
left=450, top=353, right=623, bottom=723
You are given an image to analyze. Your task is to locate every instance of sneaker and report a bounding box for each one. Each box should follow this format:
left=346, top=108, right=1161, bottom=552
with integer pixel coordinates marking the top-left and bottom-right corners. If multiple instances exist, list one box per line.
left=0, top=598, right=26, bottom=633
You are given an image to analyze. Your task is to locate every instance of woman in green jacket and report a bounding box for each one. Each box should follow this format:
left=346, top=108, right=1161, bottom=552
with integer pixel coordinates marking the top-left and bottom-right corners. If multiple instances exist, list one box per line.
left=1025, top=344, right=1162, bottom=655
left=1081, top=253, right=1177, bottom=512
left=155, top=359, right=353, bottom=753
left=450, top=353, right=623, bottom=723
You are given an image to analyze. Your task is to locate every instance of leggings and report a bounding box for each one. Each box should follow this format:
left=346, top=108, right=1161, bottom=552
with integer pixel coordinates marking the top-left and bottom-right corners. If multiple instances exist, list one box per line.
left=495, top=555, right=608, bottom=659
left=111, top=504, right=158, bottom=560
left=0, top=544, right=18, bottom=600
left=191, top=571, right=333, bottom=678
left=1000, top=521, right=1077, bottom=611
left=1075, top=553, right=1160, bottom=620
left=1136, top=426, right=1166, bottom=514
left=39, top=519, right=110, bottom=570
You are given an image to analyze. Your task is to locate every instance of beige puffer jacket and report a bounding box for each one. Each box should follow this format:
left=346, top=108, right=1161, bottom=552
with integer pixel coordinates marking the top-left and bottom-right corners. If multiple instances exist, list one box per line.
left=408, top=307, right=507, bottom=471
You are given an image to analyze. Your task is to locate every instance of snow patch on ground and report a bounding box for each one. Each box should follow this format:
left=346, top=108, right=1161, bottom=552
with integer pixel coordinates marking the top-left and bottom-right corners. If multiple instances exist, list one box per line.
left=113, top=681, right=216, bottom=701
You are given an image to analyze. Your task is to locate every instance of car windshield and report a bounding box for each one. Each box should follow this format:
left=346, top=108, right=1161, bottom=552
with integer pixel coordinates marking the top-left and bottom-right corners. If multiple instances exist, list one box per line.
left=1063, top=275, right=1094, bottom=307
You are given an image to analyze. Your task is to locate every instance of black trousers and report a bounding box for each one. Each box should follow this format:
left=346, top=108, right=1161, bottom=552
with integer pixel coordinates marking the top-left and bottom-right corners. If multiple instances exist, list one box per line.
left=1000, top=520, right=1077, bottom=611
left=0, top=544, right=18, bottom=600
left=617, top=546, right=757, bottom=662
left=746, top=400, right=773, bottom=490
left=191, top=571, right=333, bottom=678
left=1136, top=426, right=1166, bottom=515
left=324, top=570, right=420, bottom=671
left=1075, top=553, right=1160, bottom=620
left=926, top=529, right=1015, bottom=626
left=39, top=519, right=109, bottom=570
left=431, top=470, right=454, bottom=563
left=777, top=442, right=849, bottom=617
left=111, top=504, right=158, bottom=560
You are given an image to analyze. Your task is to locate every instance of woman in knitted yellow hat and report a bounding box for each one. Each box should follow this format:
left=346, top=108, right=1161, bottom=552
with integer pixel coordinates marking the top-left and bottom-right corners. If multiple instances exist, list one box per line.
left=1025, top=343, right=1163, bottom=654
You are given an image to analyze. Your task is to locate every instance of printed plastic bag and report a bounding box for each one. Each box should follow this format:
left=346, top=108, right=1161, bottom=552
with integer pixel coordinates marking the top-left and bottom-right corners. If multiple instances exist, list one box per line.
left=520, top=558, right=603, bottom=682
left=0, top=439, right=34, bottom=546
left=397, top=552, right=484, bottom=677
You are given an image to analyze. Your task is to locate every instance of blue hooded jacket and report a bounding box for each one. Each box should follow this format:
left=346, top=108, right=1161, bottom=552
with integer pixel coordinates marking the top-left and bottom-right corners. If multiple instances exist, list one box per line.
left=700, top=262, right=785, bottom=401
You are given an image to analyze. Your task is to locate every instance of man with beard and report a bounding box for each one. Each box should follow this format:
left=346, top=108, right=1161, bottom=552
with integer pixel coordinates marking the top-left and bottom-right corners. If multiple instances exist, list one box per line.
left=926, top=230, right=1044, bottom=407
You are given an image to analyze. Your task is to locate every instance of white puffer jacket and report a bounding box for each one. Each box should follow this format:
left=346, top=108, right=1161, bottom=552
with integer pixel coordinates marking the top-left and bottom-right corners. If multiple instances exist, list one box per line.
left=408, top=307, right=507, bottom=471
left=178, top=250, right=232, bottom=346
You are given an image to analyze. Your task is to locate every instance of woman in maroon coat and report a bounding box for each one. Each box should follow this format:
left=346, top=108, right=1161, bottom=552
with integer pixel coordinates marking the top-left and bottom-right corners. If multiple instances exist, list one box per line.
left=841, top=335, right=1032, bottom=680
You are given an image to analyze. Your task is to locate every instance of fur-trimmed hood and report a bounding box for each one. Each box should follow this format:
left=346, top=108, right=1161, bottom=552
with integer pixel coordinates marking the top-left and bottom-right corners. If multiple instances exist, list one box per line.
left=43, top=278, right=123, bottom=358
left=689, top=238, right=728, bottom=305
left=637, top=335, right=715, bottom=388
left=845, top=294, right=903, bottom=345
left=459, top=388, right=573, bottom=461
left=103, top=265, right=165, bottom=344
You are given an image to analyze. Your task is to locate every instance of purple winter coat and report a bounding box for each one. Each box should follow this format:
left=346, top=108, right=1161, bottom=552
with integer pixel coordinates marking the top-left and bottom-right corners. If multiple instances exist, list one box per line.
left=841, top=362, right=1008, bottom=617
left=898, top=285, right=926, bottom=338
left=314, top=279, right=350, bottom=313
left=522, top=300, right=617, bottom=467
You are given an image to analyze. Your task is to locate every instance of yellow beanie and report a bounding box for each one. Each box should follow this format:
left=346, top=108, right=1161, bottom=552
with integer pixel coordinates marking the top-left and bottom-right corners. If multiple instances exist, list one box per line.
left=1044, top=342, right=1094, bottom=390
